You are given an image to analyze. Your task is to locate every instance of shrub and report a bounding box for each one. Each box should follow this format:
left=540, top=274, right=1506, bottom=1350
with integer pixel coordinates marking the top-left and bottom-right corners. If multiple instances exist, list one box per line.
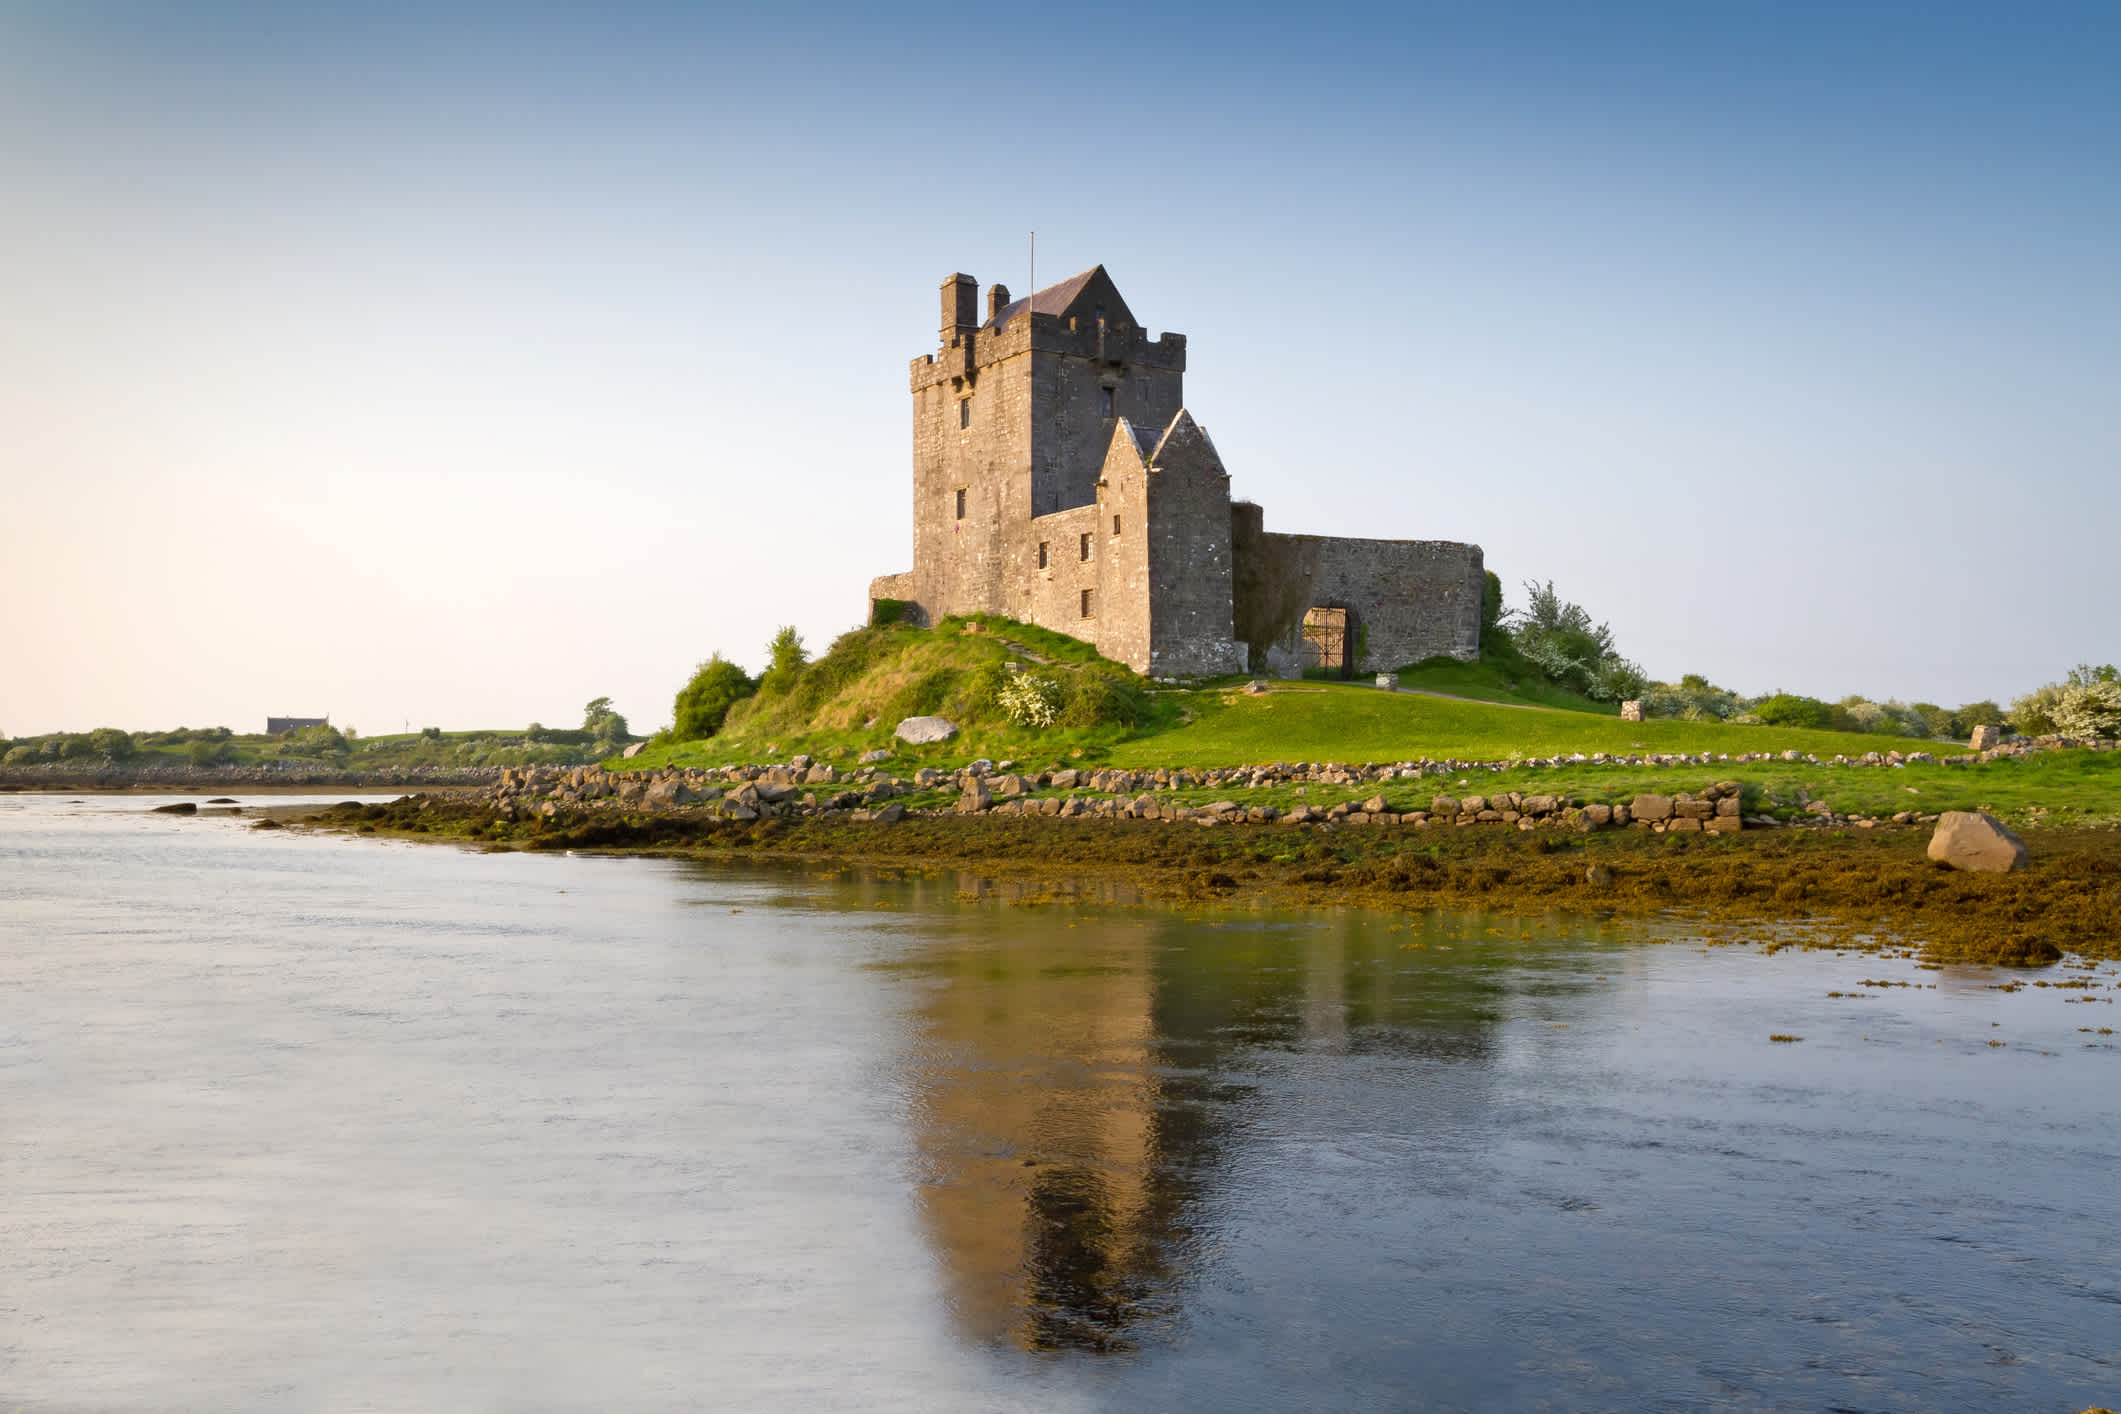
left=2052, top=681, right=2121, bottom=739
left=2009, top=684, right=2064, bottom=737
left=997, top=673, right=1063, bottom=728
left=187, top=738, right=231, bottom=766
left=3, top=744, right=34, bottom=765
left=86, top=727, right=135, bottom=759
left=672, top=655, right=757, bottom=740
left=1830, top=698, right=1927, bottom=738
left=756, top=627, right=809, bottom=698
left=281, top=723, right=347, bottom=756
left=1586, top=655, right=1647, bottom=704
left=1479, top=570, right=1506, bottom=653
left=1753, top=694, right=1832, bottom=729
left=1642, top=676, right=1740, bottom=721
left=1060, top=667, right=1147, bottom=729
left=421, top=726, right=442, bottom=740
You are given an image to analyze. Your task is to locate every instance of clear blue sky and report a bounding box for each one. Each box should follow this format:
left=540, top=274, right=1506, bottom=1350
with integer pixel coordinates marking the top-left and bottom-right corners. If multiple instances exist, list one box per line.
left=3, top=2, right=2115, bottom=736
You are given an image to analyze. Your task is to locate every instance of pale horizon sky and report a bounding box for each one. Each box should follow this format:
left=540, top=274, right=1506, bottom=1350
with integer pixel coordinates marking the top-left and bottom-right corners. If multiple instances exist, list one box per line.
left=3, top=2, right=2116, bottom=738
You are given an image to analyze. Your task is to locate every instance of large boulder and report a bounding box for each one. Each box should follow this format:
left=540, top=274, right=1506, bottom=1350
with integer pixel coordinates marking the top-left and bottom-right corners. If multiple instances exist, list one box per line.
left=1631, top=794, right=1674, bottom=823
left=642, top=778, right=696, bottom=810
left=1928, top=811, right=2029, bottom=873
left=1968, top=724, right=2002, bottom=751
left=895, top=715, right=958, bottom=745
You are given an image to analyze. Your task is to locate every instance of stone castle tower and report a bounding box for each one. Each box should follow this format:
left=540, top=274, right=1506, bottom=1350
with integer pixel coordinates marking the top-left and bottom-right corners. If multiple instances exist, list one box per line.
left=870, top=266, right=1483, bottom=678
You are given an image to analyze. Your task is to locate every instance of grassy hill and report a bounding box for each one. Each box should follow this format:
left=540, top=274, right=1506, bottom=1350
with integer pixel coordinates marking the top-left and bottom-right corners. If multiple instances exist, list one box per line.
left=627, top=616, right=1977, bottom=773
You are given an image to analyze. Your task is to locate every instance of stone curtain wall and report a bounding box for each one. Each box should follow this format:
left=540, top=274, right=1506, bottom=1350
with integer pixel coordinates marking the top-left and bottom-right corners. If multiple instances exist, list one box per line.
left=1233, top=531, right=1484, bottom=674
left=1299, top=535, right=1484, bottom=670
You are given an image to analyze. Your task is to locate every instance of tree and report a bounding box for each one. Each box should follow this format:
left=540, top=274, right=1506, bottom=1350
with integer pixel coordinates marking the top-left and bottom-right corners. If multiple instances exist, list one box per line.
left=672, top=655, right=757, bottom=740
left=582, top=696, right=629, bottom=742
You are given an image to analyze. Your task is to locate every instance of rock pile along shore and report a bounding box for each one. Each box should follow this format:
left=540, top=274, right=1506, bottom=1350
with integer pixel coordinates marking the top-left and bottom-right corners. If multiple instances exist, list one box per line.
left=473, top=738, right=2065, bottom=834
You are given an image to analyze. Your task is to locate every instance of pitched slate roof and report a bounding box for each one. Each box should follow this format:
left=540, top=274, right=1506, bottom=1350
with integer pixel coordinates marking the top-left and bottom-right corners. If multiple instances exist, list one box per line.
left=986, top=266, right=1113, bottom=329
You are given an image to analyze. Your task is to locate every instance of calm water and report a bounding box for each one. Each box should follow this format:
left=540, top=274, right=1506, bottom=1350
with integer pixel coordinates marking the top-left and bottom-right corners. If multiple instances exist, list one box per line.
left=1, top=794, right=2116, bottom=1412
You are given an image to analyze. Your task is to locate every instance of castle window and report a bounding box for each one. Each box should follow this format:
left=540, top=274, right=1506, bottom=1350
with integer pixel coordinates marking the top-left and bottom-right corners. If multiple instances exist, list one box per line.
left=1080, top=589, right=1094, bottom=618
left=1095, top=303, right=1106, bottom=325
left=1112, top=515, right=1122, bottom=536
left=1098, top=387, right=1114, bottom=417
left=1079, top=532, right=1092, bottom=562
left=954, top=488, right=966, bottom=520
left=1037, top=541, right=1049, bottom=569
left=959, top=398, right=970, bottom=429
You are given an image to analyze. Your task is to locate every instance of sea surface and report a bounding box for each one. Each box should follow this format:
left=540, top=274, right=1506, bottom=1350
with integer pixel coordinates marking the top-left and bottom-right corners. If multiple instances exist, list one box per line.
left=1, top=792, right=2116, bottom=1412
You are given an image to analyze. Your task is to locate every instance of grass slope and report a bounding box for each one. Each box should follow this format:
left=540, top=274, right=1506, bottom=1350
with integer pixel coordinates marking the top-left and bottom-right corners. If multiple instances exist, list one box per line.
left=621, top=620, right=2001, bottom=780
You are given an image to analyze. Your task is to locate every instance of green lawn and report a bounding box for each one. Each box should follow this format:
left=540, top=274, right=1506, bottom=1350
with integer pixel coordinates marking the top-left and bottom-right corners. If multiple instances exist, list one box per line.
left=1388, top=657, right=1619, bottom=713
left=1103, top=681, right=1963, bottom=768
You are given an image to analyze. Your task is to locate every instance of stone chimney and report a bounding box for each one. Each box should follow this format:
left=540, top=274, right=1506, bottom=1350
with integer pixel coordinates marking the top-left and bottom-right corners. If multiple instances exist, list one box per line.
left=940, top=273, right=978, bottom=340
left=987, top=283, right=1011, bottom=321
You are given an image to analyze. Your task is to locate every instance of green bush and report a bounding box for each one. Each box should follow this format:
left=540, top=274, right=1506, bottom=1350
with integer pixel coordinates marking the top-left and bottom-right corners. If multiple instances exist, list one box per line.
left=1753, top=693, right=1833, bottom=730
left=279, top=723, right=348, bottom=757
left=2009, top=684, right=2063, bottom=736
left=755, top=626, right=809, bottom=698
left=870, top=598, right=905, bottom=626
left=3, top=744, right=35, bottom=765
left=673, top=655, right=758, bottom=740
left=1061, top=666, right=1147, bottom=729
left=187, top=738, right=231, bottom=766
left=86, top=727, right=135, bottom=759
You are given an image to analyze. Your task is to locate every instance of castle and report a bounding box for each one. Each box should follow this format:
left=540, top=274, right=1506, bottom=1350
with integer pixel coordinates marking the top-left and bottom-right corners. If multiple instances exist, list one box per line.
left=868, top=266, right=1484, bottom=677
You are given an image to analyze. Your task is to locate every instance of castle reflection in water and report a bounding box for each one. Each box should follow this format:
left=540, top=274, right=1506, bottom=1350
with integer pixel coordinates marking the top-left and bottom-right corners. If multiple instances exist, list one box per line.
left=858, top=871, right=1612, bottom=1352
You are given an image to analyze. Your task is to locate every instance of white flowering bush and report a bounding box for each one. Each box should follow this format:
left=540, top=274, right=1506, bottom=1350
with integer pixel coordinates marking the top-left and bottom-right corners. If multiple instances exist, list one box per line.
left=2052, top=681, right=2121, bottom=739
left=997, top=673, right=1062, bottom=728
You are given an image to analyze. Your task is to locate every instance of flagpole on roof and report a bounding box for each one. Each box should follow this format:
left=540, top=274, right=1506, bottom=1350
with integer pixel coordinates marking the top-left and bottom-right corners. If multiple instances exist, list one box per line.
left=1028, top=231, right=1034, bottom=328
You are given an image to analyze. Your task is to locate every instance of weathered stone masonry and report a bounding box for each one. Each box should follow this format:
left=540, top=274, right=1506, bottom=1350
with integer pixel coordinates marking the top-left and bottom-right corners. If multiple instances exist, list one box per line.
left=870, top=265, right=1484, bottom=677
